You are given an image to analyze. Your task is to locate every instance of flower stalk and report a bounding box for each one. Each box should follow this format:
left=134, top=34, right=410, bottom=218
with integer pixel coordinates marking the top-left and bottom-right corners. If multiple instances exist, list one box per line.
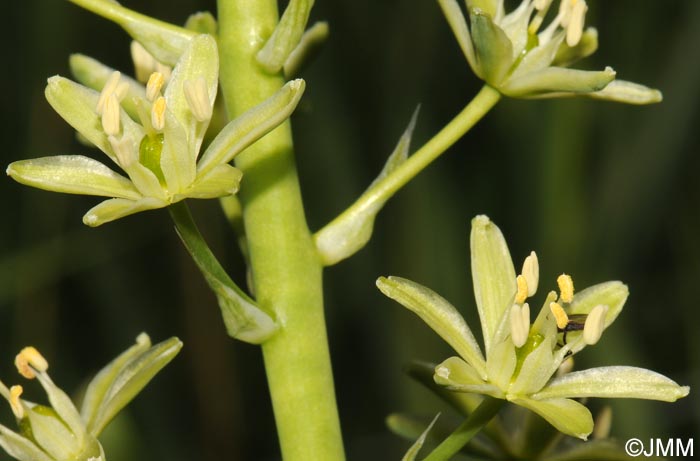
left=216, top=0, right=345, bottom=460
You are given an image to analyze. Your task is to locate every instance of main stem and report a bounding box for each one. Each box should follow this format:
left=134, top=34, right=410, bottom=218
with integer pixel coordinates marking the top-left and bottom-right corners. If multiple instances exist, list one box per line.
left=217, top=1, right=345, bottom=460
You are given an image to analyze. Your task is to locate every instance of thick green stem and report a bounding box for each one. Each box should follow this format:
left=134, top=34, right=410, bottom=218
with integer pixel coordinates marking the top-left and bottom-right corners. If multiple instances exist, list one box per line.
left=423, top=397, right=503, bottom=461
left=217, top=1, right=345, bottom=460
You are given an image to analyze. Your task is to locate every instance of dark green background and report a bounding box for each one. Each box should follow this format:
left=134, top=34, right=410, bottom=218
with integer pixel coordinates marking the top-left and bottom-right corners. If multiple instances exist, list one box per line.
left=1, top=1, right=698, bottom=459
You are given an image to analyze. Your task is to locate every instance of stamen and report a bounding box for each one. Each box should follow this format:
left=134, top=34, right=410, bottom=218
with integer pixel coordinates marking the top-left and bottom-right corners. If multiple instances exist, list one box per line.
left=109, top=135, right=135, bottom=168
left=131, top=41, right=156, bottom=83
left=9, top=385, right=24, bottom=419
left=566, top=0, right=587, bottom=46
left=515, top=275, right=529, bottom=304
left=155, top=62, right=173, bottom=82
left=534, top=0, right=552, bottom=10
left=183, top=77, right=212, bottom=122
left=101, top=94, right=122, bottom=136
left=15, top=347, right=48, bottom=379
left=510, top=303, right=530, bottom=348
left=549, top=301, right=569, bottom=329
left=557, top=273, right=574, bottom=303
left=151, top=96, right=166, bottom=131
left=96, top=71, right=122, bottom=115
left=146, top=72, right=166, bottom=102
left=583, top=304, right=608, bottom=345
left=521, top=251, right=539, bottom=297
left=593, top=406, right=613, bottom=439
left=557, top=356, right=574, bottom=376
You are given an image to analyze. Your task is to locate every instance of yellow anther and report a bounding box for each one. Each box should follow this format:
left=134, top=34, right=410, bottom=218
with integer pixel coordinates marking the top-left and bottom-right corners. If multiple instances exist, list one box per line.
left=566, top=0, right=587, bottom=46
left=583, top=304, right=608, bottom=345
left=183, top=77, right=212, bottom=122
left=557, top=273, right=574, bottom=303
left=9, top=385, right=24, bottom=419
left=515, top=275, right=529, bottom=304
left=15, top=346, right=48, bottom=379
left=509, top=303, right=530, bottom=348
left=131, top=41, right=172, bottom=84
left=521, top=251, right=539, bottom=297
left=109, top=135, right=135, bottom=168
left=549, top=301, right=569, bottom=330
left=96, top=71, right=122, bottom=115
left=151, top=96, right=166, bottom=131
left=101, top=94, right=121, bottom=136
left=146, top=72, right=166, bottom=102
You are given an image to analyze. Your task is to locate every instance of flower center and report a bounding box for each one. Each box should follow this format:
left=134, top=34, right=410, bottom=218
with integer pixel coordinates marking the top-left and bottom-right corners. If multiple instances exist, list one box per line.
left=139, top=133, right=166, bottom=183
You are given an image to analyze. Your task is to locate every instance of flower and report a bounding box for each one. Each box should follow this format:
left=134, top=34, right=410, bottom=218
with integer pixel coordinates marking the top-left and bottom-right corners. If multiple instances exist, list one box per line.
left=0, top=334, right=181, bottom=461
left=377, top=215, right=689, bottom=439
left=7, top=34, right=305, bottom=227
left=438, top=0, right=662, bottom=103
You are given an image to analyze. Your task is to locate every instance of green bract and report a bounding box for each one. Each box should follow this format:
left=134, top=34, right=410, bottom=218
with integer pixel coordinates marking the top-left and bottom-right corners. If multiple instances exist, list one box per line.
left=6, top=34, right=306, bottom=227
left=0, top=334, right=181, bottom=461
left=438, top=0, right=662, bottom=103
left=377, top=215, right=689, bottom=440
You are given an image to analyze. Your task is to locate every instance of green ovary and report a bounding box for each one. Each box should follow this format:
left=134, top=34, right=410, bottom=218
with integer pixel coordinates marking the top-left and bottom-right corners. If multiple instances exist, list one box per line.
left=139, top=133, right=166, bottom=184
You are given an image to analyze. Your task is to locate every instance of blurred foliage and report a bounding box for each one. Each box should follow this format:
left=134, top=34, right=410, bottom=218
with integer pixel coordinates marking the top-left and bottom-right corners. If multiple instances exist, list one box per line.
left=1, top=0, right=698, bottom=460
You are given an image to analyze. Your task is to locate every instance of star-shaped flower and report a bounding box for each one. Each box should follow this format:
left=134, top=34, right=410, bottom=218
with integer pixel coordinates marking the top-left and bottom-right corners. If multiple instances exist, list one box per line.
left=7, top=34, right=305, bottom=226
left=0, top=334, right=181, bottom=461
left=438, top=0, right=662, bottom=103
left=377, top=215, right=689, bottom=439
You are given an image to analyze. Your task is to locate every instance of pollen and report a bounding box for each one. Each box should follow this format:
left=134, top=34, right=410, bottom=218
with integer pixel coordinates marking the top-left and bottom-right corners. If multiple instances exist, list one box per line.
left=15, top=347, right=48, bottom=379
left=557, top=273, right=574, bottom=303
left=101, top=94, right=121, bottom=136
left=146, top=72, right=166, bottom=102
left=151, top=96, right=166, bottom=131
left=549, top=301, right=569, bottom=330
left=510, top=303, right=530, bottom=348
left=9, top=385, right=24, bottom=419
left=184, top=77, right=212, bottom=122
left=521, top=251, right=539, bottom=297
left=583, top=304, right=608, bottom=345
left=515, top=275, right=529, bottom=304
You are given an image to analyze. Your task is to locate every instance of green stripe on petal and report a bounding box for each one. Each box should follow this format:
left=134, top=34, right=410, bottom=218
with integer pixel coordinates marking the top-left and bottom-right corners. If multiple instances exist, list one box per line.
left=0, top=424, right=54, bottom=461
left=470, top=215, right=516, bottom=354
left=377, top=276, right=487, bottom=378
left=197, top=79, right=306, bottom=176
left=586, top=80, right=663, bottom=105
left=470, top=10, right=514, bottom=86
left=486, top=338, right=516, bottom=391
left=83, top=197, right=166, bottom=226
left=187, top=164, right=243, bottom=199
left=7, top=156, right=141, bottom=200
left=510, top=341, right=555, bottom=396
left=164, top=34, right=218, bottom=134
left=509, top=397, right=593, bottom=440
left=531, top=366, right=690, bottom=402
left=160, top=108, right=196, bottom=194
left=501, top=66, right=616, bottom=97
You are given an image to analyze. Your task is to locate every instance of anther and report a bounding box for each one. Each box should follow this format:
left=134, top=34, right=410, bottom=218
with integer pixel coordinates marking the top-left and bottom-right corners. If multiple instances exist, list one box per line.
left=522, top=251, right=539, bottom=297
left=566, top=0, right=587, bottom=46
left=146, top=72, right=166, bottom=102
left=510, top=303, right=530, bottom=348
left=583, top=304, right=608, bottom=345
left=101, top=94, right=121, bottom=136
left=184, top=77, right=212, bottom=122
left=557, top=356, right=574, bottom=376
left=593, top=406, right=613, bottom=439
left=557, top=273, right=574, bottom=303
left=15, top=347, right=48, bottom=379
left=96, top=71, right=122, bottom=115
left=151, top=96, right=166, bottom=131
left=534, top=0, right=553, bottom=10
left=549, top=301, right=569, bottom=330
left=9, top=385, right=24, bottom=419
left=109, top=135, right=135, bottom=168
left=515, top=275, right=529, bottom=304
left=131, top=41, right=156, bottom=83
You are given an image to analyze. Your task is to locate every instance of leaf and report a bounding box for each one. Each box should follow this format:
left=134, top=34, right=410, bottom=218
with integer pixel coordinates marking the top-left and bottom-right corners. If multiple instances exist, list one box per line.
left=314, top=108, right=419, bottom=266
